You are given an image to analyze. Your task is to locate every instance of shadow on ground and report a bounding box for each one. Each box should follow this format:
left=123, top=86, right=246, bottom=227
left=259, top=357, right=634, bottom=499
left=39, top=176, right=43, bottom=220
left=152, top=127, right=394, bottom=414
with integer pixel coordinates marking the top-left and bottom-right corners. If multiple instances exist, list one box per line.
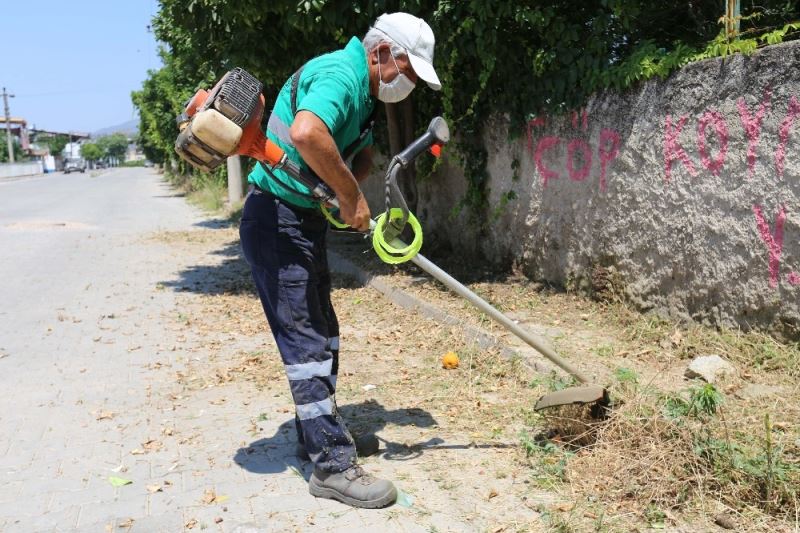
left=233, top=399, right=513, bottom=478
left=193, top=218, right=235, bottom=229
left=159, top=232, right=366, bottom=296
left=159, top=238, right=255, bottom=296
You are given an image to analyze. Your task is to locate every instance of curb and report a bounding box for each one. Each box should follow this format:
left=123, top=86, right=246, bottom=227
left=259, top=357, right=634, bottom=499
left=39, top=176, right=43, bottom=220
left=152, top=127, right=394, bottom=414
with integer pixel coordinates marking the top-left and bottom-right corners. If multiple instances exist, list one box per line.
left=327, top=249, right=553, bottom=375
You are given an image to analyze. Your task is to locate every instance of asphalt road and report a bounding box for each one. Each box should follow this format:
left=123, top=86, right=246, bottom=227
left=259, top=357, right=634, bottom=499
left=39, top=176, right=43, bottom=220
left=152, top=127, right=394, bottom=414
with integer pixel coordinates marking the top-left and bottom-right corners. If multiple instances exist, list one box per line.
left=0, top=168, right=197, bottom=357
left=0, top=168, right=205, bottom=530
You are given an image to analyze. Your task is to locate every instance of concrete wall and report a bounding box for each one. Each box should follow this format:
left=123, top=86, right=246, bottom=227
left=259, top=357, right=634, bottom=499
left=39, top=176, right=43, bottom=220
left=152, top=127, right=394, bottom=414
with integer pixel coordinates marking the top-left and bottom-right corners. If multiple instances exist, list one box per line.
left=414, top=40, right=800, bottom=338
left=0, top=161, right=43, bottom=179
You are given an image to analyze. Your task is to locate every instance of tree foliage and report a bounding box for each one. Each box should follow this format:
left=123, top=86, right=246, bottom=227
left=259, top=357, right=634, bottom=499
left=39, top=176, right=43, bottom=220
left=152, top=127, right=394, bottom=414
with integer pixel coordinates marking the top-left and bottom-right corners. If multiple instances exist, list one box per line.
left=0, top=138, right=24, bottom=163
left=96, top=133, right=129, bottom=161
left=32, top=133, right=69, bottom=158
left=80, top=142, right=103, bottom=161
left=133, top=0, right=800, bottom=214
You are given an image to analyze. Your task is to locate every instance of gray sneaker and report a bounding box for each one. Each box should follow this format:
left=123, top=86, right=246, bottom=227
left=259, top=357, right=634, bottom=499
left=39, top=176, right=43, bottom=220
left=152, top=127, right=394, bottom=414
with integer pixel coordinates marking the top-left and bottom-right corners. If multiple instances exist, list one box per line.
left=296, top=434, right=380, bottom=460
left=309, top=464, right=397, bottom=508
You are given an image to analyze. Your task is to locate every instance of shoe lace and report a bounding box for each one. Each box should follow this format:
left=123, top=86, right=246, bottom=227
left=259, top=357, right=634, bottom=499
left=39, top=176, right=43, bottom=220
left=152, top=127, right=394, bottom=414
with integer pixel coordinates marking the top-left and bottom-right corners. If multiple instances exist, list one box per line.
left=345, top=465, right=376, bottom=484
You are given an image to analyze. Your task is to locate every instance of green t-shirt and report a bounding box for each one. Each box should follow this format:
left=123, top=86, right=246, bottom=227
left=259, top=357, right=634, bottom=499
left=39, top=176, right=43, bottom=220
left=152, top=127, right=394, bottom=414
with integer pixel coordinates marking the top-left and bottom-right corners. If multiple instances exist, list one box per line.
left=248, top=36, right=375, bottom=209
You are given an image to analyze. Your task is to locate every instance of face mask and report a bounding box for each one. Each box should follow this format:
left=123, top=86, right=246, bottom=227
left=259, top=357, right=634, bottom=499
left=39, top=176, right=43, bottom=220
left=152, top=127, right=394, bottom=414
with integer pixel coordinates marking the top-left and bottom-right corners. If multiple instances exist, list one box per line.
left=377, top=48, right=415, bottom=103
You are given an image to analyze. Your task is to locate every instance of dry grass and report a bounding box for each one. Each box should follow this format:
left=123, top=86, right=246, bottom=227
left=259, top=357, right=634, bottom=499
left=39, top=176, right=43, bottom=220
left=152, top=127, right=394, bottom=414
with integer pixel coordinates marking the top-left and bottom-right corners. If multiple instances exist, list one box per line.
left=327, top=235, right=800, bottom=530
left=536, top=373, right=800, bottom=531
left=156, top=226, right=800, bottom=530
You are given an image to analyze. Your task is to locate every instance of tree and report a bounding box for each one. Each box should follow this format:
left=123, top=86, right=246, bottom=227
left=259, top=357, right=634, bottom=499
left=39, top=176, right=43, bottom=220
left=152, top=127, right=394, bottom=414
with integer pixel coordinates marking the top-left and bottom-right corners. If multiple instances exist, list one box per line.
left=0, top=138, right=23, bottom=163
left=33, top=133, right=69, bottom=157
left=96, top=133, right=129, bottom=160
left=135, top=0, right=800, bottom=213
left=80, top=142, right=103, bottom=161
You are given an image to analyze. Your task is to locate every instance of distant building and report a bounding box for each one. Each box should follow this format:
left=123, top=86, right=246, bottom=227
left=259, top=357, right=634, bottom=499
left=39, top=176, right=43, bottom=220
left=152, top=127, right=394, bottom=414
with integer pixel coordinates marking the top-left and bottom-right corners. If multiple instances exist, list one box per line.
left=125, top=142, right=146, bottom=162
left=63, top=142, right=82, bottom=160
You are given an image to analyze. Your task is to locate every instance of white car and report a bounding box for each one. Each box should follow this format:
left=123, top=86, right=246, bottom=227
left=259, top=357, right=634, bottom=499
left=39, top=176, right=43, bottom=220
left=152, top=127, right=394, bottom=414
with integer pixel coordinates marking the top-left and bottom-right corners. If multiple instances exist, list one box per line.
left=64, top=160, right=86, bottom=174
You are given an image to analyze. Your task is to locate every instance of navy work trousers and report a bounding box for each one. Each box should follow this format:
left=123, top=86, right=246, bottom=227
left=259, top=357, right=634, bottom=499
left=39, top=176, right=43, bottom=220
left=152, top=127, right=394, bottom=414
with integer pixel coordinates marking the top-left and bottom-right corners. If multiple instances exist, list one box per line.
left=239, top=188, right=356, bottom=473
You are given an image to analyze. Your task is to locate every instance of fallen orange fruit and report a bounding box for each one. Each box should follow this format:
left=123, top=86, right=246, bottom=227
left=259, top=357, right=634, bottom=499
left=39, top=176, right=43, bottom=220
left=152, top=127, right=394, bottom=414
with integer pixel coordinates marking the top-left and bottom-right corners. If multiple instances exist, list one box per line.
left=442, top=351, right=460, bottom=369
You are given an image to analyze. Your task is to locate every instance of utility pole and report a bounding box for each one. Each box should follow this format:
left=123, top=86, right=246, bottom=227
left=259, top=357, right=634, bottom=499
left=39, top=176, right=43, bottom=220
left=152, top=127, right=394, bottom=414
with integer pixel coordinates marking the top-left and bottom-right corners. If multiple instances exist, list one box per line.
left=2, top=87, right=15, bottom=164
left=227, top=155, right=243, bottom=204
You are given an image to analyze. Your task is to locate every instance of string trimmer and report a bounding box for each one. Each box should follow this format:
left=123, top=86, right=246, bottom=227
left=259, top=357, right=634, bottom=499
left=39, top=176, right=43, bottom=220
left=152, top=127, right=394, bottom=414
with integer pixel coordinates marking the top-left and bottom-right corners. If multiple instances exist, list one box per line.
left=174, top=67, right=610, bottom=416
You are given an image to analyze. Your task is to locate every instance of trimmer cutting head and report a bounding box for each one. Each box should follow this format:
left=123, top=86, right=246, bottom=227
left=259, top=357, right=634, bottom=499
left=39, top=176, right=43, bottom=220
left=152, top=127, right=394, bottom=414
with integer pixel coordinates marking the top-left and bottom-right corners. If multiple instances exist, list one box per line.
left=534, top=385, right=611, bottom=419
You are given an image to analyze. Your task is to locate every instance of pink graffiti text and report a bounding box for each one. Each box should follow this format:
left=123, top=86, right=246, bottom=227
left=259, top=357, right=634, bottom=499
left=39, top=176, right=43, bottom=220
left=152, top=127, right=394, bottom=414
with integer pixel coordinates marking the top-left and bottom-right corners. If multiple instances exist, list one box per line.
left=775, top=95, right=800, bottom=178
left=696, top=110, right=729, bottom=176
left=527, top=113, right=621, bottom=191
left=753, top=204, right=786, bottom=289
left=737, top=89, right=772, bottom=179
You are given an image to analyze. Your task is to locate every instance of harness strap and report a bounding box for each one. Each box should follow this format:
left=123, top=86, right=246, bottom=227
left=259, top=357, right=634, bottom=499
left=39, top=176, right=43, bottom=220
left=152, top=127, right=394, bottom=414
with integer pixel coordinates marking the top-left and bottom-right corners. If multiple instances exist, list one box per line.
left=262, top=62, right=377, bottom=211
left=290, top=64, right=376, bottom=161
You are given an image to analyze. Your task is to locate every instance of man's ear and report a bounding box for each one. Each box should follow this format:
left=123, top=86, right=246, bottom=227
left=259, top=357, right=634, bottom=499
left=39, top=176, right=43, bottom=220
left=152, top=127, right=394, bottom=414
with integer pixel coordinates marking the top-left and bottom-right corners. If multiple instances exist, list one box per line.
left=372, top=43, right=389, bottom=65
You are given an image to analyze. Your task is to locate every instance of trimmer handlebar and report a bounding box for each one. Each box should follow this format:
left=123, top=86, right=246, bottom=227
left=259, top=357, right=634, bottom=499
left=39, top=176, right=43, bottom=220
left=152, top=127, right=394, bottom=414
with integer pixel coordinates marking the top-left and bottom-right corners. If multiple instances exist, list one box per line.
left=393, top=117, right=450, bottom=169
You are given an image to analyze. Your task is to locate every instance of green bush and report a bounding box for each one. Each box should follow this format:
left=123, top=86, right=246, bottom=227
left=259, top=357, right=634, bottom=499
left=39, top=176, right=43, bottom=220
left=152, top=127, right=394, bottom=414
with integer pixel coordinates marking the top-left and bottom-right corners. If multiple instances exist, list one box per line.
left=133, top=1, right=800, bottom=217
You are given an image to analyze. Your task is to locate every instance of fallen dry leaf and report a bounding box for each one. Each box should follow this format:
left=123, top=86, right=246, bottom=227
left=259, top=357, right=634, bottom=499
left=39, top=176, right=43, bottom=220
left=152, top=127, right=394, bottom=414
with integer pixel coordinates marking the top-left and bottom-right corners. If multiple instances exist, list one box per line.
left=146, top=484, right=162, bottom=493
left=130, top=448, right=145, bottom=456
left=185, top=518, right=197, bottom=529
left=142, top=439, right=163, bottom=452
left=202, top=488, right=217, bottom=504
left=488, top=489, right=498, bottom=500
left=118, top=518, right=134, bottom=529
left=95, top=410, right=114, bottom=421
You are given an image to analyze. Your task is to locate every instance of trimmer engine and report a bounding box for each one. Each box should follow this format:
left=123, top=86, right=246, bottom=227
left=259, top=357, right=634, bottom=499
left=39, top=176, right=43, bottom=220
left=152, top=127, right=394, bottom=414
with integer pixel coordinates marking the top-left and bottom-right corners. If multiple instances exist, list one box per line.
left=175, top=68, right=268, bottom=172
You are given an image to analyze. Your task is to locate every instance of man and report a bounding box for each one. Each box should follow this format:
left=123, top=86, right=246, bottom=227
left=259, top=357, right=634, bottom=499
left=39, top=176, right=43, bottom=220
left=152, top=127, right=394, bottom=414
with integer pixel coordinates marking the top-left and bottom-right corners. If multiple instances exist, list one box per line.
left=238, top=13, right=441, bottom=509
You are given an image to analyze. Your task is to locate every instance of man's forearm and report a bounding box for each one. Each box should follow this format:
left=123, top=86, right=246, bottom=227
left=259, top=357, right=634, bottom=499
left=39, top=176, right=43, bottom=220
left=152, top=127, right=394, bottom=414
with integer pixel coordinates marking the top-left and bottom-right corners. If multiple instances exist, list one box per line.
left=291, top=111, right=361, bottom=202
left=352, top=146, right=374, bottom=183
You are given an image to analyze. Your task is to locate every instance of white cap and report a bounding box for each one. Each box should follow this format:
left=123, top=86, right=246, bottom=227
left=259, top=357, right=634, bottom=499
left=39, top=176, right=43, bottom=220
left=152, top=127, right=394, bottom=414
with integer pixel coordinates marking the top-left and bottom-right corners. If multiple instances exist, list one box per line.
left=372, top=12, right=441, bottom=91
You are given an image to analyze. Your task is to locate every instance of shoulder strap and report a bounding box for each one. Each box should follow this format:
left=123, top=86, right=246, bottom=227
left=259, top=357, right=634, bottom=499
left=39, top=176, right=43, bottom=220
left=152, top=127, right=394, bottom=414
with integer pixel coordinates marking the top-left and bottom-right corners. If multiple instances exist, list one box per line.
left=290, top=64, right=376, bottom=164
left=291, top=65, right=304, bottom=118
left=342, top=106, right=378, bottom=161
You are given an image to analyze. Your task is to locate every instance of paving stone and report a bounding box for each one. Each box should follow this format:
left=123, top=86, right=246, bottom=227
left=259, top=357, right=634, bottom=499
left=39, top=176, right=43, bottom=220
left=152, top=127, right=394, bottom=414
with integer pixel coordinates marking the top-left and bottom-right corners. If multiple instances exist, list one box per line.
left=248, top=492, right=316, bottom=514
left=125, top=512, right=185, bottom=533
left=146, top=485, right=210, bottom=516
left=0, top=490, right=53, bottom=518
left=12, top=505, right=80, bottom=533
left=0, top=480, right=23, bottom=504
left=76, top=497, right=147, bottom=527
left=48, top=485, right=118, bottom=513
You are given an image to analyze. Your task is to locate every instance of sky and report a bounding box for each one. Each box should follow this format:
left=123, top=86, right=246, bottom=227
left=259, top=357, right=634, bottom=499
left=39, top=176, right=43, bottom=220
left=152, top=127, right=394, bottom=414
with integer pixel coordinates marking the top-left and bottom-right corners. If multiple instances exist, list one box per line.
left=1, top=1, right=162, bottom=134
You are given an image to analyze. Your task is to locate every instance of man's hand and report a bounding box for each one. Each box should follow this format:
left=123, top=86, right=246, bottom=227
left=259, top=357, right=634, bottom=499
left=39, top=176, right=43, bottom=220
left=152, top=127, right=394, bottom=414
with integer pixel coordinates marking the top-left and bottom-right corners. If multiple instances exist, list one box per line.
left=290, top=111, right=372, bottom=230
left=338, top=190, right=371, bottom=231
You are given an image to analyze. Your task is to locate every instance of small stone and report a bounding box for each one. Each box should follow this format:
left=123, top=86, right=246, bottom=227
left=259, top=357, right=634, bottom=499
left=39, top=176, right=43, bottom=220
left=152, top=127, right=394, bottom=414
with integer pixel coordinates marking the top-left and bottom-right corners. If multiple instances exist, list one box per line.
left=684, top=355, right=735, bottom=383
left=735, top=384, right=783, bottom=400
left=714, top=513, right=737, bottom=530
